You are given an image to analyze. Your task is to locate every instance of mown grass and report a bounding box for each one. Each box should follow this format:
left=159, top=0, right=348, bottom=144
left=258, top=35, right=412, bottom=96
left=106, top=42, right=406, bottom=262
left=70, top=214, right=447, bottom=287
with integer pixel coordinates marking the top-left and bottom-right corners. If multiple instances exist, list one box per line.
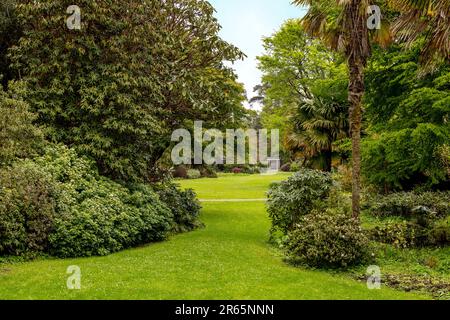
left=0, top=173, right=428, bottom=300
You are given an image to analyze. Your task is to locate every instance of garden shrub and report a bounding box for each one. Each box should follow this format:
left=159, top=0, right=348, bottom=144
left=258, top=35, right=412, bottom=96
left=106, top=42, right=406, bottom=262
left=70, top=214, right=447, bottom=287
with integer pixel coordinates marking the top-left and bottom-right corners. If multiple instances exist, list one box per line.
left=267, top=169, right=332, bottom=237
left=0, top=145, right=190, bottom=258
left=0, top=90, right=44, bottom=167
left=280, top=163, right=291, bottom=172
left=231, top=167, right=243, bottom=174
left=199, top=166, right=218, bottom=178
left=0, top=162, right=56, bottom=256
left=172, top=166, right=188, bottom=179
left=369, top=220, right=450, bottom=248
left=154, top=183, right=203, bottom=233
left=49, top=180, right=173, bottom=258
left=365, top=191, right=450, bottom=220
left=285, top=211, right=370, bottom=268
left=187, top=169, right=201, bottom=179
left=334, top=165, right=353, bottom=192
left=290, top=162, right=300, bottom=172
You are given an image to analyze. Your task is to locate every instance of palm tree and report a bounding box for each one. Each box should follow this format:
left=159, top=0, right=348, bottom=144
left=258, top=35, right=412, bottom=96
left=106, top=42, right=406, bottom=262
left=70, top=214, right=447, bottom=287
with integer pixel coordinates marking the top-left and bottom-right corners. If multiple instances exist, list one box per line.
left=391, top=0, right=450, bottom=68
left=293, top=0, right=372, bottom=218
left=286, top=95, right=349, bottom=172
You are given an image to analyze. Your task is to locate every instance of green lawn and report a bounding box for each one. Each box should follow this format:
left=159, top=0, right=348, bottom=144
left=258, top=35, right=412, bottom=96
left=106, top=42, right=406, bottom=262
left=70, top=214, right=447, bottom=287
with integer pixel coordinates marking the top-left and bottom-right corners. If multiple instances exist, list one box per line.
left=0, top=173, right=428, bottom=299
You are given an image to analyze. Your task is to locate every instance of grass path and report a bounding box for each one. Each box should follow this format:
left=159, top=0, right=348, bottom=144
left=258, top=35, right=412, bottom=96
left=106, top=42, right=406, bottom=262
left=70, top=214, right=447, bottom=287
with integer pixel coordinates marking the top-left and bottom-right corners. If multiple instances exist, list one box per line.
left=0, top=174, right=428, bottom=299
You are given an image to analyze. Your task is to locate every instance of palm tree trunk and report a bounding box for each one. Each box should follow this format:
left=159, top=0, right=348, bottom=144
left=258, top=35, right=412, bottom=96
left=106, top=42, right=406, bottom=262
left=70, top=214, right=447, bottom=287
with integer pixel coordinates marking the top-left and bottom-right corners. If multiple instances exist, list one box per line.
left=345, top=0, right=369, bottom=219
left=348, top=59, right=364, bottom=219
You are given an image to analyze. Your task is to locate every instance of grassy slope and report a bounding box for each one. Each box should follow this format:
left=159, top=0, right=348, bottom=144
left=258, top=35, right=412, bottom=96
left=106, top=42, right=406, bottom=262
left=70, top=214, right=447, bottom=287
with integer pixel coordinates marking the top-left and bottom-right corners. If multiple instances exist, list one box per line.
left=0, top=174, right=428, bottom=299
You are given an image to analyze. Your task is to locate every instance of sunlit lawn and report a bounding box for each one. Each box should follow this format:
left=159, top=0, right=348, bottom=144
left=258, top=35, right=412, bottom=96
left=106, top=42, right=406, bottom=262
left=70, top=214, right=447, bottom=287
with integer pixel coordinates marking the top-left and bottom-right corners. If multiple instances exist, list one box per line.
left=0, top=173, right=428, bottom=300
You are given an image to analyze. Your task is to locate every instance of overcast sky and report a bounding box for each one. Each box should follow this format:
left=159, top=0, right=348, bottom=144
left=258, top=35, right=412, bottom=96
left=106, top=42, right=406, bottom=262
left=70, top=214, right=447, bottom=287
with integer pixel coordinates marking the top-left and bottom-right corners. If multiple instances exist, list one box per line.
left=209, top=0, right=306, bottom=109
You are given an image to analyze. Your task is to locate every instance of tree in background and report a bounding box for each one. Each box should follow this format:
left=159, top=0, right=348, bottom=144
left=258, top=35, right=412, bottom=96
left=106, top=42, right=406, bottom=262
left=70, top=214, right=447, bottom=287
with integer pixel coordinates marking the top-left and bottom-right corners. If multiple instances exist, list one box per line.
left=6, top=0, right=246, bottom=182
left=363, top=43, right=449, bottom=191
left=391, top=0, right=449, bottom=70
left=0, top=0, right=21, bottom=89
left=256, top=20, right=349, bottom=171
left=292, top=0, right=378, bottom=217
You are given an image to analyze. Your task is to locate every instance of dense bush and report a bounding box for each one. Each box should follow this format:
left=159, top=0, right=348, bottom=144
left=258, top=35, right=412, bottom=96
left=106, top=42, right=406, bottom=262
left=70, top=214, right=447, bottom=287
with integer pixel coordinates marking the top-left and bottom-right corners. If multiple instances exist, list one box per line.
left=49, top=181, right=173, bottom=258
left=172, top=166, right=188, bottom=179
left=231, top=167, right=243, bottom=174
left=334, top=165, right=353, bottom=192
left=9, top=0, right=245, bottom=182
left=0, top=146, right=202, bottom=258
left=285, top=211, right=370, bottom=268
left=369, top=220, right=450, bottom=248
left=154, top=183, right=202, bottom=233
left=187, top=169, right=201, bottom=179
left=199, top=166, right=218, bottom=178
left=280, top=163, right=291, bottom=172
left=365, top=191, right=450, bottom=220
left=0, top=87, right=44, bottom=166
left=0, top=162, right=56, bottom=256
left=267, top=169, right=332, bottom=237
left=290, top=162, right=300, bottom=172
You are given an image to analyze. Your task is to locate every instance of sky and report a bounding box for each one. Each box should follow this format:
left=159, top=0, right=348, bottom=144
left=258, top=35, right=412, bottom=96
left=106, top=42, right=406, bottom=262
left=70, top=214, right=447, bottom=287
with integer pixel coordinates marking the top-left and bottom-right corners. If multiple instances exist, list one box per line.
left=209, top=0, right=306, bottom=109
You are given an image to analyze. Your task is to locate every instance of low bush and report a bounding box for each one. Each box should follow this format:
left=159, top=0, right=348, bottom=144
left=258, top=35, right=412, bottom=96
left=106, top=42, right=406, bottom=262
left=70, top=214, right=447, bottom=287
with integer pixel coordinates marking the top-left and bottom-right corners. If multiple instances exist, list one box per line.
left=290, top=162, right=300, bottom=172
left=285, top=211, right=371, bottom=268
left=187, top=169, right=201, bottom=179
left=0, top=163, right=57, bottom=256
left=0, top=145, right=201, bottom=258
left=231, top=167, right=243, bottom=174
left=0, top=91, right=44, bottom=167
left=365, top=191, right=449, bottom=220
left=199, top=166, right=218, bottom=178
left=334, top=165, right=353, bottom=192
left=267, top=169, right=332, bottom=237
left=154, top=183, right=203, bottom=233
left=49, top=180, right=173, bottom=258
left=369, top=220, right=450, bottom=248
left=172, top=166, right=188, bottom=179
left=280, top=163, right=291, bottom=172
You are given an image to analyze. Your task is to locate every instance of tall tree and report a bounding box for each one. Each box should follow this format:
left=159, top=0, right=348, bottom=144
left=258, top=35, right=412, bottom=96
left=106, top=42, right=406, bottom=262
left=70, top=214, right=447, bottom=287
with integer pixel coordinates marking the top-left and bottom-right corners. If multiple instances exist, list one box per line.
left=294, top=0, right=375, bottom=217
left=256, top=20, right=349, bottom=168
left=7, top=0, right=245, bottom=182
left=391, top=0, right=450, bottom=69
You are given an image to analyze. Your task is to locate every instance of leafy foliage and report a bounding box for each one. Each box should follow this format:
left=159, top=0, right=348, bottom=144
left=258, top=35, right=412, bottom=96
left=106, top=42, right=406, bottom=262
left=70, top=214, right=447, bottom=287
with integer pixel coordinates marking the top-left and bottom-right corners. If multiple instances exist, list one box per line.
left=257, top=20, right=349, bottom=170
left=363, top=45, right=450, bottom=190
left=0, top=85, right=44, bottom=166
left=285, top=211, right=371, bottom=268
left=0, top=146, right=204, bottom=258
left=267, top=169, right=333, bottom=237
left=0, top=162, right=57, bottom=256
left=7, top=0, right=246, bottom=182
left=154, top=183, right=202, bottom=233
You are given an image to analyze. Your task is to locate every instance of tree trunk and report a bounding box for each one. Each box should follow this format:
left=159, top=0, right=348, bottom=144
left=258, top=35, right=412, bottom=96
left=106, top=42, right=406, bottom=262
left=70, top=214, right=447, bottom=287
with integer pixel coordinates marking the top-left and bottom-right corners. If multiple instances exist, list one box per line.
left=348, top=60, right=363, bottom=219
left=345, top=0, right=370, bottom=219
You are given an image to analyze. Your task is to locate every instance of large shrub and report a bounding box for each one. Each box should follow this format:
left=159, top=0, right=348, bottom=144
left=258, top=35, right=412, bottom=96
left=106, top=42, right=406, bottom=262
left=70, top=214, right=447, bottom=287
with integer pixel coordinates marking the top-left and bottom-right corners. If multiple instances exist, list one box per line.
left=285, top=211, right=370, bottom=268
left=0, top=146, right=178, bottom=258
left=49, top=181, right=173, bottom=258
left=365, top=191, right=450, bottom=220
left=187, top=169, right=201, bottom=179
left=267, top=169, right=332, bottom=237
left=9, top=0, right=245, bottom=182
left=0, top=162, right=56, bottom=256
left=154, top=183, right=202, bottom=233
left=369, top=220, right=450, bottom=248
left=0, top=87, right=44, bottom=166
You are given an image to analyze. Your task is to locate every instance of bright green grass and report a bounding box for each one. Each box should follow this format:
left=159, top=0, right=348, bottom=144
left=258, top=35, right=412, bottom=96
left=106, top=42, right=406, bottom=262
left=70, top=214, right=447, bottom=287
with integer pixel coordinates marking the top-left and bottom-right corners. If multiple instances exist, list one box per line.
left=176, top=173, right=292, bottom=199
left=0, top=174, right=428, bottom=300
